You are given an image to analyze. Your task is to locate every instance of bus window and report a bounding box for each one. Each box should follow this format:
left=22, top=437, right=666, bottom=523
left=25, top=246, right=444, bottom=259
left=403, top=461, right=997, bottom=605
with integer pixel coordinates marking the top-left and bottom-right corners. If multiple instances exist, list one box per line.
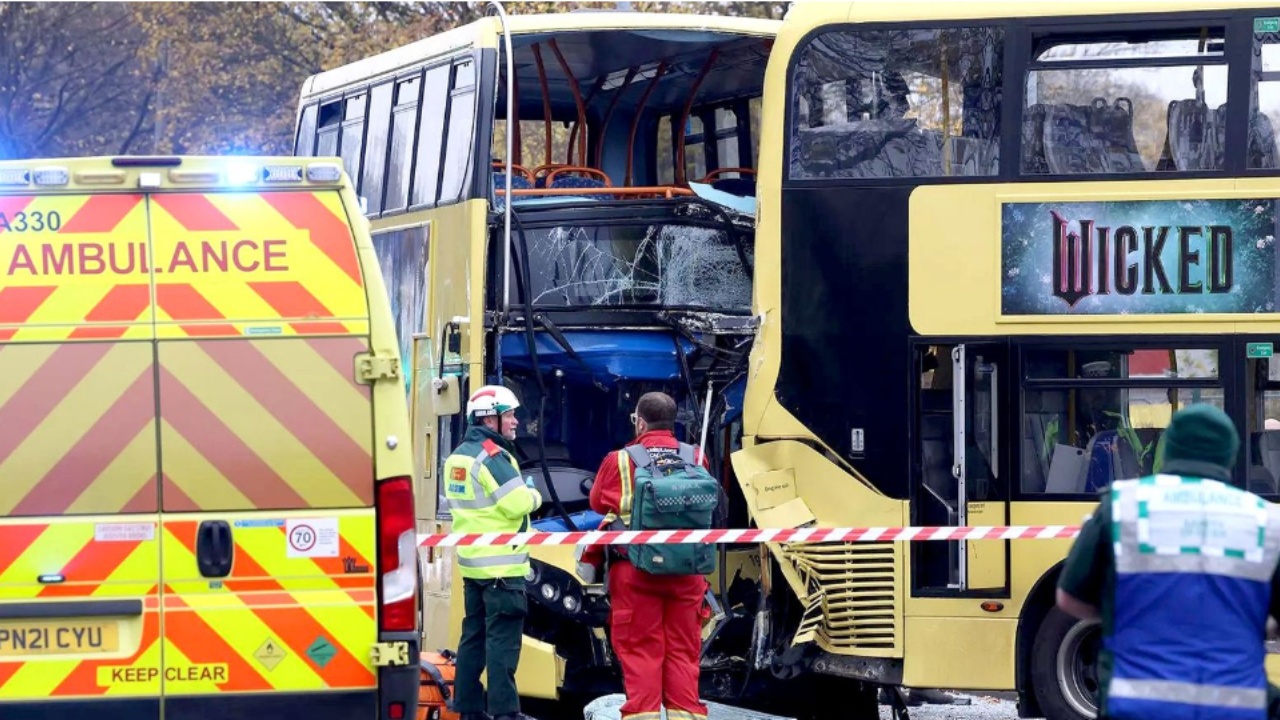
left=1023, top=27, right=1227, bottom=175
left=411, top=64, right=450, bottom=208
left=1250, top=23, right=1280, bottom=170
left=316, top=101, right=341, bottom=158
left=749, top=96, right=762, bottom=166
left=385, top=74, right=422, bottom=214
left=1245, top=349, right=1280, bottom=495
left=339, top=93, right=367, bottom=190
left=716, top=107, right=740, bottom=168
left=1020, top=347, right=1223, bottom=495
left=361, top=82, right=394, bottom=215
left=789, top=26, right=1004, bottom=180
left=657, top=114, right=675, bottom=184
left=440, top=59, right=477, bottom=204
left=295, top=104, right=318, bottom=157
left=684, top=115, right=707, bottom=181
left=491, top=120, right=571, bottom=175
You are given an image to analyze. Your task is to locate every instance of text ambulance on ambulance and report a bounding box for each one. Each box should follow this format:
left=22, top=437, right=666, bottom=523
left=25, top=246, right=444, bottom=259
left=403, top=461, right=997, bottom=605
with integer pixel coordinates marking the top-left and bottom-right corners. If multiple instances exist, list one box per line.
left=0, top=156, right=418, bottom=720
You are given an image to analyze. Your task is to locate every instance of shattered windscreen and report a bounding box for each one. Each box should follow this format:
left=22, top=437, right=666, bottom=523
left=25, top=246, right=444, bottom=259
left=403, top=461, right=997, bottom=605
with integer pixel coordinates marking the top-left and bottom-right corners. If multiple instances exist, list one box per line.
left=523, top=219, right=753, bottom=312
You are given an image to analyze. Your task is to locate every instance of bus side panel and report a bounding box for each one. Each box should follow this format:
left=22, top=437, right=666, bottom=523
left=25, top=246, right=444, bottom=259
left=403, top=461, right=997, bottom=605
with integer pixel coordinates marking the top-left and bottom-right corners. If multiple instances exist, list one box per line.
left=0, top=193, right=162, bottom=718
left=413, top=201, right=487, bottom=656
left=147, top=191, right=379, bottom=718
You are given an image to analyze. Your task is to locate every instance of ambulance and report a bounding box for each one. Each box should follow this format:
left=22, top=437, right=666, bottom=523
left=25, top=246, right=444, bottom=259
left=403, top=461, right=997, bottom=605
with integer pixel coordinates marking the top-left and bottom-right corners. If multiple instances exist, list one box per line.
left=0, top=156, right=418, bottom=720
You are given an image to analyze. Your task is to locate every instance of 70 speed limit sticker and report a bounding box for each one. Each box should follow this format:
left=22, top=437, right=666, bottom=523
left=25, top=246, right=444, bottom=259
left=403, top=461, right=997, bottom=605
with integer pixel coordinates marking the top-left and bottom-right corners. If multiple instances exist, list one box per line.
left=286, top=518, right=340, bottom=558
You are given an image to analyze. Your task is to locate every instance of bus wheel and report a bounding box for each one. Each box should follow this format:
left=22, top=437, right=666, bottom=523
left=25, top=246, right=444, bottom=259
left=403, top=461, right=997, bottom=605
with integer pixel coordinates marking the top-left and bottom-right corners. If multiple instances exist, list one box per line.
left=1031, top=607, right=1099, bottom=720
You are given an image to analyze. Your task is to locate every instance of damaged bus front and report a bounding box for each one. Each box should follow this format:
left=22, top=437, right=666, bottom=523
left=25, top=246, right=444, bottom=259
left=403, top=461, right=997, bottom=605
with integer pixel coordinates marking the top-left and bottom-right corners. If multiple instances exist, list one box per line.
left=475, top=14, right=775, bottom=706
left=291, top=10, right=782, bottom=713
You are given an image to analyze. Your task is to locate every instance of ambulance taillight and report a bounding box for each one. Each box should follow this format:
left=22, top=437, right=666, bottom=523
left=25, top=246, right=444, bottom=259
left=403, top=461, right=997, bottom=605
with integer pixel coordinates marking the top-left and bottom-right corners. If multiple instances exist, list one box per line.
left=375, top=476, right=418, bottom=633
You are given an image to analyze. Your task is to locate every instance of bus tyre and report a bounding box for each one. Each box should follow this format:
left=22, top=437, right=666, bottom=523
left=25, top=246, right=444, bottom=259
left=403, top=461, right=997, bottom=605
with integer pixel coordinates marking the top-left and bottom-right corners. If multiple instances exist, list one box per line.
left=1031, top=607, right=1100, bottom=720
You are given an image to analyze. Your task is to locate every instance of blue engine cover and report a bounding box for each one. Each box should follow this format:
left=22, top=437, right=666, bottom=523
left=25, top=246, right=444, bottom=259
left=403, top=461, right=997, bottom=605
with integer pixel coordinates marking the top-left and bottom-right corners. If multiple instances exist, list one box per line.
left=532, top=510, right=606, bottom=532
left=499, top=330, right=696, bottom=386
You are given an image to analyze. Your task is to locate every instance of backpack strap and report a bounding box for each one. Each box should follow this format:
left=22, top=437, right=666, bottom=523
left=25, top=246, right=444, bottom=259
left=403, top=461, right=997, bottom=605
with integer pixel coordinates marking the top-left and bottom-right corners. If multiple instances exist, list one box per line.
left=625, top=444, right=654, bottom=469
left=676, top=442, right=697, bottom=466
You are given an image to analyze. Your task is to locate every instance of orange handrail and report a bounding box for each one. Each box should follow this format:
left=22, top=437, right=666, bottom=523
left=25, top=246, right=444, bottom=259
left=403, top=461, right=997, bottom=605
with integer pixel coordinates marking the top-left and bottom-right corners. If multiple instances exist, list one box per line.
left=531, top=163, right=572, bottom=183
left=626, top=61, right=667, bottom=187
left=700, top=167, right=756, bottom=183
left=496, top=186, right=695, bottom=198
left=532, top=43, right=553, bottom=167
left=544, top=166, right=612, bottom=187
left=549, top=39, right=588, bottom=167
left=493, top=161, right=534, bottom=184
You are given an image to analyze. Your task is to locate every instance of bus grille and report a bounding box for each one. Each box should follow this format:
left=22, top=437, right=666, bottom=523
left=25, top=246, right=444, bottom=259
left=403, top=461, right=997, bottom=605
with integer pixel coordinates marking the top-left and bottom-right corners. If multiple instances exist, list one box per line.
left=782, top=542, right=901, bottom=655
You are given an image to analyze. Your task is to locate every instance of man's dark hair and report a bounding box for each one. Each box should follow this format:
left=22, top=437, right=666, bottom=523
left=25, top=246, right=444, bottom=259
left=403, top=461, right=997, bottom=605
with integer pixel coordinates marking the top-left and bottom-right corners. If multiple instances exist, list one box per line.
left=636, top=391, right=677, bottom=431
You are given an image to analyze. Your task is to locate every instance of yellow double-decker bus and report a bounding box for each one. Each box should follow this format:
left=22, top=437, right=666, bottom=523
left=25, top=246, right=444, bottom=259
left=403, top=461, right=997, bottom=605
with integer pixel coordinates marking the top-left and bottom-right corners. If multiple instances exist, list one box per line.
left=294, top=7, right=784, bottom=715
left=734, top=1, right=1280, bottom=718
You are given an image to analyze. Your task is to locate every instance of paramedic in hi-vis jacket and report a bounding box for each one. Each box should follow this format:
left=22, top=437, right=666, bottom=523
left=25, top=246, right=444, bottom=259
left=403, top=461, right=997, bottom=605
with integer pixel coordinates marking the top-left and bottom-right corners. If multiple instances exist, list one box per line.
left=1057, top=404, right=1280, bottom=720
left=588, top=392, right=710, bottom=720
left=444, top=386, right=543, bottom=720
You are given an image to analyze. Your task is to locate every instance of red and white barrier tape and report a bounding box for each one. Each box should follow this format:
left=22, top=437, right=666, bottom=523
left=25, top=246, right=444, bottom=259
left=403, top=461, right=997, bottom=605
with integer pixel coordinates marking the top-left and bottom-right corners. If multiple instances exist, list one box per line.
left=416, top=525, right=1081, bottom=548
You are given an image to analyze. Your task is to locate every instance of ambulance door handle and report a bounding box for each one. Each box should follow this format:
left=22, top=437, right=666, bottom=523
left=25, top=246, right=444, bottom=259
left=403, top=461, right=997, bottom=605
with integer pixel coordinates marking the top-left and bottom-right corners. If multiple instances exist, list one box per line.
left=196, top=520, right=234, bottom=578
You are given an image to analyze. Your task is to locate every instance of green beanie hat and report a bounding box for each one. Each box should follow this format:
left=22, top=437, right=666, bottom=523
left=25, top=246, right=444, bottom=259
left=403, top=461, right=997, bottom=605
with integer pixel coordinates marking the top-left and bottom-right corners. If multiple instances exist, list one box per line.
left=1156, top=403, right=1239, bottom=472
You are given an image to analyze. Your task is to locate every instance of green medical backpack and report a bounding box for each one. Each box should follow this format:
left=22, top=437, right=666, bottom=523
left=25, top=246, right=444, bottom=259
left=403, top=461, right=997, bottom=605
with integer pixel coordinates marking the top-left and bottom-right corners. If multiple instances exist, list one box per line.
left=625, top=443, right=720, bottom=576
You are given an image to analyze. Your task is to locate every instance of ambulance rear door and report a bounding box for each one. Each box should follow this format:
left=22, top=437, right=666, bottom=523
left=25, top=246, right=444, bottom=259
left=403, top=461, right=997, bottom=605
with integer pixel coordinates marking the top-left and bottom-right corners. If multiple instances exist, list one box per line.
left=149, top=187, right=380, bottom=719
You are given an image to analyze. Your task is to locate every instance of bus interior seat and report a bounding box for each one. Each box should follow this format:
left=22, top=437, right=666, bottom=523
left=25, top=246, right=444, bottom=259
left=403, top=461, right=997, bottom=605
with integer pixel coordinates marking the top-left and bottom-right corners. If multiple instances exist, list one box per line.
left=1159, top=99, right=1224, bottom=171
left=541, top=166, right=612, bottom=200
left=1021, top=103, right=1050, bottom=174
left=1254, top=430, right=1280, bottom=492
left=494, top=172, right=533, bottom=191
left=1043, top=99, right=1145, bottom=175
left=802, top=118, right=946, bottom=178
left=1250, top=109, right=1279, bottom=169
left=546, top=166, right=611, bottom=188
left=1078, top=429, right=1143, bottom=493
left=1249, top=430, right=1271, bottom=493
left=948, top=82, right=1001, bottom=176
left=494, top=161, right=535, bottom=190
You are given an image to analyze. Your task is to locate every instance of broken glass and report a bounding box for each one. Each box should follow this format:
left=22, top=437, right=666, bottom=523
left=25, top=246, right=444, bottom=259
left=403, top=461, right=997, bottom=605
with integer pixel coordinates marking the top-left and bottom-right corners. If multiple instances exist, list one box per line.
left=523, top=212, right=752, bottom=313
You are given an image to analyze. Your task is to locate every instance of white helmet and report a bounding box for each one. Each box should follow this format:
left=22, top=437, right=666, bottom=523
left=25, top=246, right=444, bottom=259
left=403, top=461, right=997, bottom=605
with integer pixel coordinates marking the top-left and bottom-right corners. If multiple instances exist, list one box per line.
left=466, top=385, right=520, bottom=422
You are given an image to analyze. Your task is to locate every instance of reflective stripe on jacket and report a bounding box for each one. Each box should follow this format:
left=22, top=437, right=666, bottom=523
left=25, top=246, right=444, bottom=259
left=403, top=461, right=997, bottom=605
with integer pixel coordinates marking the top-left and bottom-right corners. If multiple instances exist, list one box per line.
left=1106, top=474, right=1280, bottom=720
left=443, top=425, right=543, bottom=580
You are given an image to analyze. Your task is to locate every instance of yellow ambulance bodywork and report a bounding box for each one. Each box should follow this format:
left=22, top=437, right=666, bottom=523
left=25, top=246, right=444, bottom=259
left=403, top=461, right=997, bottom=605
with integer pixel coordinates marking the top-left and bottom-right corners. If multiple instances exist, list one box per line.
left=0, top=156, right=416, bottom=720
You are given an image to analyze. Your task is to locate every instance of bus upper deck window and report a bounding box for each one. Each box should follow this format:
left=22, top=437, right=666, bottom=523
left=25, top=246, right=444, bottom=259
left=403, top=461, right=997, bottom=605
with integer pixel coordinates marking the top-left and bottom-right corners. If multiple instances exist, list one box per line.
left=787, top=26, right=1004, bottom=181
left=1250, top=22, right=1280, bottom=170
left=1022, top=28, right=1227, bottom=175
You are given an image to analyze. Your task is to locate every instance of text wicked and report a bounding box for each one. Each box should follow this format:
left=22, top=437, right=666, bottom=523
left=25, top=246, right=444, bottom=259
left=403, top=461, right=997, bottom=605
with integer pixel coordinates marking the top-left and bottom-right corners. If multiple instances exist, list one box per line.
left=1050, top=211, right=1234, bottom=307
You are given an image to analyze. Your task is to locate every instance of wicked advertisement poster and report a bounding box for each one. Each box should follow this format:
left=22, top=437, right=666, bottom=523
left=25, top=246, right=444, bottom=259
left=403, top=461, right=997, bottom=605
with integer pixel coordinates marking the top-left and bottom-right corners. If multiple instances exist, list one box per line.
left=1000, top=199, right=1280, bottom=316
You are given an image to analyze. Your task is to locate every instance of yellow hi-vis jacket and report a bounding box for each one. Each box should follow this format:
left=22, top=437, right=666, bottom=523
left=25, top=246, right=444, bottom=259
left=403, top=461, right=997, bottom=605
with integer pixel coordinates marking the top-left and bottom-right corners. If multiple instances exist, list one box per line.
left=443, top=425, right=543, bottom=580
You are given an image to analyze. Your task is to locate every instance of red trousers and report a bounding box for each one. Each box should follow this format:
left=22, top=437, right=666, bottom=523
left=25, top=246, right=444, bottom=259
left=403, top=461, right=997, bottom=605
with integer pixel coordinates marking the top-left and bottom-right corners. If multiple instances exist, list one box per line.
left=609, top=560, right=709, bottom=720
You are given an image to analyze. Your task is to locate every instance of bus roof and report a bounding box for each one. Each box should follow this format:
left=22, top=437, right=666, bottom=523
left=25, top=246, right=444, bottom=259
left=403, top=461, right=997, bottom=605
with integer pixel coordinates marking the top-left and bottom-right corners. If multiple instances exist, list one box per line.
left=300, top=12, right=780, bottom=100
left=784, top=0, right=1280, bottom=30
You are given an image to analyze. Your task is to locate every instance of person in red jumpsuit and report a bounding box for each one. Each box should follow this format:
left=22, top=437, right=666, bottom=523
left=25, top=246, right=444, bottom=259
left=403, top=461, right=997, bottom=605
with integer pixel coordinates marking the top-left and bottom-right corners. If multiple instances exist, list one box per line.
left=588, top=391, right=710, bottom=720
